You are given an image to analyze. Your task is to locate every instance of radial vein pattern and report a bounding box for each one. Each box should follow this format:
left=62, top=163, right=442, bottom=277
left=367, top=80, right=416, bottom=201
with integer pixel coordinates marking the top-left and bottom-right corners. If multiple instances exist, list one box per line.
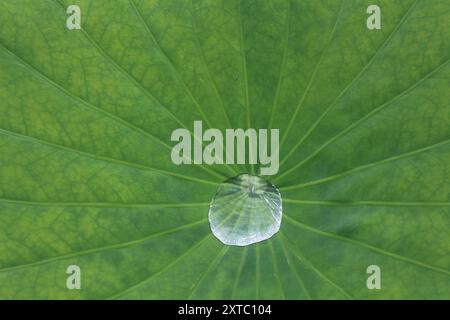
left=0, top=0, right=449, bottom=299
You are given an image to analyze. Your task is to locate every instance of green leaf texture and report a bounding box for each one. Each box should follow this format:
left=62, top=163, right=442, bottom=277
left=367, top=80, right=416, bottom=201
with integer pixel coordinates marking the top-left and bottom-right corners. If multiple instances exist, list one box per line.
left=0, top=0, right=449, bottom=299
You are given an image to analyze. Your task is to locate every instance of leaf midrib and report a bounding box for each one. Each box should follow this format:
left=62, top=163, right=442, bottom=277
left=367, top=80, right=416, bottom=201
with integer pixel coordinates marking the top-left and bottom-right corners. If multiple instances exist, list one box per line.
left=0, top=218, right=208, bottom=274
left=284, top=215, right=450, bottom=276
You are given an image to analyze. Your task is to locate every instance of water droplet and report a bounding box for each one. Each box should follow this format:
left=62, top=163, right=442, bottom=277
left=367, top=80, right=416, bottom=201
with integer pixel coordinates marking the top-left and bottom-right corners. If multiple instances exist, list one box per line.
left=208, top=174, right=282, bottom=246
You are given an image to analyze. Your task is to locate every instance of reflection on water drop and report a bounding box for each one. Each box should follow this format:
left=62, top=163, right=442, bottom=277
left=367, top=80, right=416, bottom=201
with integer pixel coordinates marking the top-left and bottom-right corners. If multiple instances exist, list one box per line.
left=208, top=174, right=282, bottom=246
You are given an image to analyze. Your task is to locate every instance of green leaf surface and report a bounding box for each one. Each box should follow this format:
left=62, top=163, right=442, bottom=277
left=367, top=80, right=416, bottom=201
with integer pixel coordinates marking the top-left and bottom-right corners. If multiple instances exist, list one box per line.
left=0, top=0, right=449, bottom=299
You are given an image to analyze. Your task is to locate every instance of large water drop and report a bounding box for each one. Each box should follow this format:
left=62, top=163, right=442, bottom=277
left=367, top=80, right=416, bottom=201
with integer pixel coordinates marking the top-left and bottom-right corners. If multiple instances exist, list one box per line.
left=208, top=174, right=282, bottom=246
